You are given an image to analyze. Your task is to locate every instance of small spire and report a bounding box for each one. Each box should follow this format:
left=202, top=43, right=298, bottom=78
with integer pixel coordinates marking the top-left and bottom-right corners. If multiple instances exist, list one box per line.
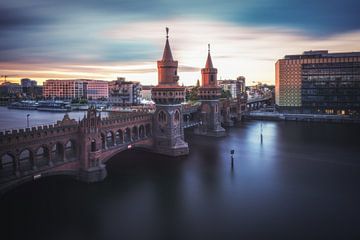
left=162, top=27, right=174, bottom=61
left=205, top=44, right=213, bottom=69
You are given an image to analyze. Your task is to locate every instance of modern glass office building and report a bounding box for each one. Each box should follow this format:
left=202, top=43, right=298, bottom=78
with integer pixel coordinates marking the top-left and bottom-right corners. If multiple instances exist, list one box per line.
left=275, top=50, right=360, bottom=115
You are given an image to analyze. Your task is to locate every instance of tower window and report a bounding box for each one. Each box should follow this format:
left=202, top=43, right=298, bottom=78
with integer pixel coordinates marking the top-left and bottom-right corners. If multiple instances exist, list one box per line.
left=174, top=110, right=180, bottom=123
left=158, top=110, right=167, bottom=123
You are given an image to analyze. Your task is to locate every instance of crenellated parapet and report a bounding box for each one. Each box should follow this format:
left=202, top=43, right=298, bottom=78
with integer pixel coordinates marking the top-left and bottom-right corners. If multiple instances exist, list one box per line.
left=0, top=115, right=79, bottom=149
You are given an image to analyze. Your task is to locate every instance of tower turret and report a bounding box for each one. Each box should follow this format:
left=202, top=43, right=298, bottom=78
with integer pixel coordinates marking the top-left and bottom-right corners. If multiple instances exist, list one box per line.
left=199, top=44, right=221, bottom=100
left=201, top=44, right=218, bottom=87
left=157, top=27, right=179, bottom=85
left=151, top=28, right=189, bottom=156
left=195, top=44, right=225, bottom=137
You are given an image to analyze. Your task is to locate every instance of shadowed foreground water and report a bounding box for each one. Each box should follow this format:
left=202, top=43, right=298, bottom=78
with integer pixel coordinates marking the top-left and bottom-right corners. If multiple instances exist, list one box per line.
left=1, top=121, right=360, bottom=240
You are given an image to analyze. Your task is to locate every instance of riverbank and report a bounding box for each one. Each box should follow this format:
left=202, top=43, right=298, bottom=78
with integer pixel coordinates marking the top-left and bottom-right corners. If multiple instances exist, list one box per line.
left=245, top=111, right=360, bottom=123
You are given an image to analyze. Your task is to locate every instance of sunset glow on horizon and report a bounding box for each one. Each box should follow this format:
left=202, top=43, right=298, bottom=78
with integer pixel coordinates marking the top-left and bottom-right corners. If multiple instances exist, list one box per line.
left=1, top=0, right=360, bottom=86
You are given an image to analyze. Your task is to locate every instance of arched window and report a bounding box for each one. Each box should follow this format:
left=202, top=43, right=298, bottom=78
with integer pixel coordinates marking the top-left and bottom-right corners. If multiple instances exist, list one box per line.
left=158, top=110, right=167, bottom=123
left=174, top=110, right=180, bottom=123
left=215, top=104, right=218, bottom=113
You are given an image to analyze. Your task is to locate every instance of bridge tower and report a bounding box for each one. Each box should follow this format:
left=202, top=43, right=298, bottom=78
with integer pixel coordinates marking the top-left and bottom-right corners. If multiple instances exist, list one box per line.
left=195, top=44, right=226, bottom=137
left=151, top=28, right=189, bottom=156
left=78, top=107, right=107, bottom=182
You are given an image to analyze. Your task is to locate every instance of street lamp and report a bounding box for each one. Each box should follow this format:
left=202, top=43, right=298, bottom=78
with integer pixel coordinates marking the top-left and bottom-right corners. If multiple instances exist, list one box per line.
left=26, top=114, right=30, bottom=128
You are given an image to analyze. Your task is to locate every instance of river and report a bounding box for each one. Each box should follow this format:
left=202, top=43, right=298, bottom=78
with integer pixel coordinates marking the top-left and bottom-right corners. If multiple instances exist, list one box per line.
left=1, top=108, right=360, bottom=239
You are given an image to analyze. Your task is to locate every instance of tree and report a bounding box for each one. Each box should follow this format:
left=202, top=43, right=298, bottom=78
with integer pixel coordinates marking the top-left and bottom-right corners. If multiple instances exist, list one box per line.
left=185, top=86, right=199, bottom=102
left=221, top=89, right=232, bottom=99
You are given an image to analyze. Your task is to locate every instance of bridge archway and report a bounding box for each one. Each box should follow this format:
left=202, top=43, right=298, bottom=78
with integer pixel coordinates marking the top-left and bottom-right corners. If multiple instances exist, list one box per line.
left=124, top=128, right=131, bottom=143
left=19, top=149, right=34, bottom=172
left=35, top=146, right=50, bottom=168
left=139, top=125, right=145, bottom=139
left=0, top=153, right=16, bottom=178
left=106, top=131, right=114, bottom=148
left=132, top=126, right=138, bottom=141
left=51, top=143, right=64, bottom=164
left=115, top=130, right=123, bottom=145
left=65, top=140, right=77, bottom=161
left=91, top=139, right=97, bottom=152
left=101, top=133, right=106, bottom=149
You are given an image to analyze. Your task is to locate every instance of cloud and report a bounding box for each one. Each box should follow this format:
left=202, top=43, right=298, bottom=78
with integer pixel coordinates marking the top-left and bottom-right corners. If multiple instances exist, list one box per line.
left=1, top=18, right=359, bottom=86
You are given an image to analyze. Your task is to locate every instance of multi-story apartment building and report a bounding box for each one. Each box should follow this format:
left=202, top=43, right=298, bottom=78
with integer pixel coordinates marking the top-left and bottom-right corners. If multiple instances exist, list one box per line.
left=108, top=78, right=141, bottom=106
left=275, top=50, right=360, bottom=115
left=43, top=79, right=108, bottom=100
left=218, top=76, right=246, bottom=98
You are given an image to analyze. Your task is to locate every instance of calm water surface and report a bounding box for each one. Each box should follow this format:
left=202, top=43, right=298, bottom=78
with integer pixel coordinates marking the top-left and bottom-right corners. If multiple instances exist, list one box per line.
left=0, top=107, right=86, bottom=130
left=1, top=108, right=360, bottom=239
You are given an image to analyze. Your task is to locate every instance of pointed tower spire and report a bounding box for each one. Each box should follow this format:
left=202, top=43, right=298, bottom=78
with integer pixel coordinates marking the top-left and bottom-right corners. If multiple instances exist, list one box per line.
left=205, top=43, right=214, bottom=69
left=162, top=27, right=174, bottom=61
left=157, top=27, right=179, bottom=85
left=201, top=43, right=217, bottom=87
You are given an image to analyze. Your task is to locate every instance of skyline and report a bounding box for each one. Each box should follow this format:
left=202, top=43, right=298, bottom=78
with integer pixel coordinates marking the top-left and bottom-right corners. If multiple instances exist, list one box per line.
left=1, top=0, right=360, bottom=85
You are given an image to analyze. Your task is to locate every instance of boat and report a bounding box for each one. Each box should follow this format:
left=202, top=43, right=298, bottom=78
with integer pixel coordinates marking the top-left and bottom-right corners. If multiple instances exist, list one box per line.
left=8, top=101, right=38, bottom=110
left=37, top=100, right=71, bottom=112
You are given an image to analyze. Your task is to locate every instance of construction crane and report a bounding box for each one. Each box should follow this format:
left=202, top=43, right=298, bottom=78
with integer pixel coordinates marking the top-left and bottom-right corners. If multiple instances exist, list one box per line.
left=1, top=75, right=17, bottom=84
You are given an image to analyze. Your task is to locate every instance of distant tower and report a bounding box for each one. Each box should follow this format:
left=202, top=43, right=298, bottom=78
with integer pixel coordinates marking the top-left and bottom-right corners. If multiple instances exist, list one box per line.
left=151, top=28, right=189, bottom=156
left=195, top=44, right=226, bottom=137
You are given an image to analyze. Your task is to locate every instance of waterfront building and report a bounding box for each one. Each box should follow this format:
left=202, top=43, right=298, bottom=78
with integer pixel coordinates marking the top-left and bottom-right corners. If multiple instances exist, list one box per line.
left=84, top=80, right=109, bottom=100
left=275, top=50, right=360, bottom=115
left=21, top=78, right=42, bottom=99
left=21, top=78, right=37, bottom=88
left=108, top=78, right=141, bottom=106
left=218, top=76, right=246, bottom=99
left=0, top=82, right=22, bottom=97
left=43, top=79, right=109, bottom=100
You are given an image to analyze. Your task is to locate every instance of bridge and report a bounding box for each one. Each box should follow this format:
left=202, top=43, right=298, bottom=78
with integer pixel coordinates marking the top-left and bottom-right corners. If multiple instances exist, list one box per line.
left=0, top=94, right=273, bottom=193
left=246, top=95, right=273, bottom=111
left=0, top=108, right=154, bottom=192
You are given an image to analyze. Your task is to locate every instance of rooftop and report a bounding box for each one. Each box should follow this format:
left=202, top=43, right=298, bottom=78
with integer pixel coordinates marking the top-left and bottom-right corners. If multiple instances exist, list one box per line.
left=284, top=50, right=360, bottom=60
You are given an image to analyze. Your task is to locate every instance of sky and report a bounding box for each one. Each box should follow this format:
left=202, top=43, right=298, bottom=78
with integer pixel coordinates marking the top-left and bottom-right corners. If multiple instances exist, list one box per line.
left=1, top=0, right=360, bottom=86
